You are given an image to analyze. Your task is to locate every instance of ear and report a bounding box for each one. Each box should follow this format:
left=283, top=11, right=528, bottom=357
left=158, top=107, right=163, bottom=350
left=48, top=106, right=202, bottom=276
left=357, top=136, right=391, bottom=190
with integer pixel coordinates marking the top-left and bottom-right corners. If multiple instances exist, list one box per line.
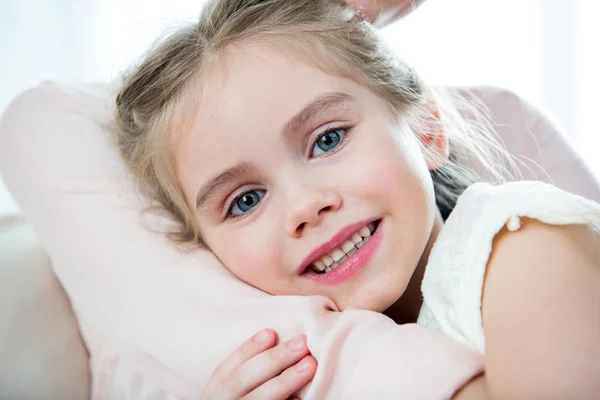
left=417, top=102, right=449, bottom=171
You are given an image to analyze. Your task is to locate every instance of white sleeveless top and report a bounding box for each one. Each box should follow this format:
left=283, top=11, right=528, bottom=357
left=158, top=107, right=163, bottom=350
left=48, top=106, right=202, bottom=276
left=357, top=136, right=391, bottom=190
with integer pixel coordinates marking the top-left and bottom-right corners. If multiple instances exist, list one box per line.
left=417, top=181, right=600, bottom=353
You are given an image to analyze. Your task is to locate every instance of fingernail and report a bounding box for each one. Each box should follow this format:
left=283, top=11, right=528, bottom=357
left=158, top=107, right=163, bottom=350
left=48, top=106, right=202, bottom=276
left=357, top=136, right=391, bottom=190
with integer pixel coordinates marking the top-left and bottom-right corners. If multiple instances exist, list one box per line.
left=287, top=335, right=305, bottom=351
left=296, top=357, right=312, bottom=373
left=254, top=329, right=270, bottom=345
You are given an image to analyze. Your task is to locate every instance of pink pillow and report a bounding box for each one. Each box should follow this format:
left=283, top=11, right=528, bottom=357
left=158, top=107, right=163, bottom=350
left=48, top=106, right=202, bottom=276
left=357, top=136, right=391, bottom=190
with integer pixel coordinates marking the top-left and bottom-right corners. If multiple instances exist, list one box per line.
left=1, top=81, right=597, bottom=399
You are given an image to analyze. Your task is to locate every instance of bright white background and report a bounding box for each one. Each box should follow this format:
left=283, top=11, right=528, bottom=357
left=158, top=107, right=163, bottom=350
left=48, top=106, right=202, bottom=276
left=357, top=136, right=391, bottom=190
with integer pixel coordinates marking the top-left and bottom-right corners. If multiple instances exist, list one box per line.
left=1, top=0, right=599, bottom=215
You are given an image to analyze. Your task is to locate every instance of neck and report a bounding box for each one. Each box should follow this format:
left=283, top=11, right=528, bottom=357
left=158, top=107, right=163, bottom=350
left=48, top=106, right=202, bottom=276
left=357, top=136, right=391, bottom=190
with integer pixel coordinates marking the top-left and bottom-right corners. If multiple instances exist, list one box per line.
left=384, top=210, right=443, bottom=324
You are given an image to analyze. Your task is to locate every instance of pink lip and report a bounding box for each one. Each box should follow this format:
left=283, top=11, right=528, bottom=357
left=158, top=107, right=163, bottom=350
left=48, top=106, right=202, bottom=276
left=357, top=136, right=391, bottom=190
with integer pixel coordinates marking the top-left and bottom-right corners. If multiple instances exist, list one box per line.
left=297, top=218, right=382, bottom=280
left=297, top=218, right=379, bottom=275
left=301, top=219, right=382, bottom=285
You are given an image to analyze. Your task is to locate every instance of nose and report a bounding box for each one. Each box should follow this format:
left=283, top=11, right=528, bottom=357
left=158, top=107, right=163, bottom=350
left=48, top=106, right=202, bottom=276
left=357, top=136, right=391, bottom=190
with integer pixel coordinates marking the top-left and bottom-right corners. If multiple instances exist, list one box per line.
left=286, top=185, right=342, bottom=238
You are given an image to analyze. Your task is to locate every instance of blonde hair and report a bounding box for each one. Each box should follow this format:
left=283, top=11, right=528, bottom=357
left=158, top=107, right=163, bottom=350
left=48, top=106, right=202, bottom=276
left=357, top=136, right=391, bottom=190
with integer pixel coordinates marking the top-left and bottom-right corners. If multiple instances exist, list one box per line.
left=114, top=0, right=514, bottom=246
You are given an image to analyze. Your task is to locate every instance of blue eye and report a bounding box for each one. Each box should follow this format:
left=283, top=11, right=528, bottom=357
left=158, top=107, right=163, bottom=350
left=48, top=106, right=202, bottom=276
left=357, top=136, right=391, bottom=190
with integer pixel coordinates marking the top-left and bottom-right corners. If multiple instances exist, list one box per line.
left=311, top=128, right=346, bottom=157
left=228, top=190, right=266, bottom=217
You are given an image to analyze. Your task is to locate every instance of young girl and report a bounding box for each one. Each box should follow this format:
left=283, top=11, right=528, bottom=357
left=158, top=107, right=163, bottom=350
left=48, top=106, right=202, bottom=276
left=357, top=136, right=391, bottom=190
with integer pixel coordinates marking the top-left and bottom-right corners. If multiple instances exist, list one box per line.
left=114, top=0, right=600, bottom=398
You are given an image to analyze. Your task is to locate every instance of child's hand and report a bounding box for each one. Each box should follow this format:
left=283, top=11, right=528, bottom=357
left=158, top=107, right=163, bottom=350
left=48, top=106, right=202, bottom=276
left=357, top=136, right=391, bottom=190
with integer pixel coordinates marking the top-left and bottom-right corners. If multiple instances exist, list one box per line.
left=345, top=0, right=426, bottom=25
left=200, top=329, right=317, bottom=400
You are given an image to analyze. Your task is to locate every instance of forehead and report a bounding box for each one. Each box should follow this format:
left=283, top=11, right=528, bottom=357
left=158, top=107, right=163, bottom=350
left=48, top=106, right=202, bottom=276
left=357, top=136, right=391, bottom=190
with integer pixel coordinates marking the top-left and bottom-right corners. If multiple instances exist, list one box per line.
left=176, top=43, right=358, bottom=157
left=197, top=43, right=353, bottom=127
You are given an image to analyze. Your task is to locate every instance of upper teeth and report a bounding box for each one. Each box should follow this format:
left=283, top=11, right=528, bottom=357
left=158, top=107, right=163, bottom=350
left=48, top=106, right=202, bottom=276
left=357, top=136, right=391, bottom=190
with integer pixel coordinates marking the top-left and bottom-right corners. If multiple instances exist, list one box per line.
left=311, top=222, right=376, bottom=274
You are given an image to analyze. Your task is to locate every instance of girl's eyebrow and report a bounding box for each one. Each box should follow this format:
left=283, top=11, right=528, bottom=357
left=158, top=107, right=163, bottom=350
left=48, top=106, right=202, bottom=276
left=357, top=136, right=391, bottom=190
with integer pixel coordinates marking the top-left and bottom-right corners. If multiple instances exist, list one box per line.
left=281, top=91, right=356, bottom=142
left=196, top=161, right=256, bottom=211
left=195, top=92, right=356, bottom=211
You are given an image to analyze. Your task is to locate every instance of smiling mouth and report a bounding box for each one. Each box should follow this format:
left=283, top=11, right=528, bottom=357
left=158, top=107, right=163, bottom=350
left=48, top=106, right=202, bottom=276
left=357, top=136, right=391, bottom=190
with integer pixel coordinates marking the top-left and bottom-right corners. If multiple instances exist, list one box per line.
left=303, top=220, right=380, bottom=275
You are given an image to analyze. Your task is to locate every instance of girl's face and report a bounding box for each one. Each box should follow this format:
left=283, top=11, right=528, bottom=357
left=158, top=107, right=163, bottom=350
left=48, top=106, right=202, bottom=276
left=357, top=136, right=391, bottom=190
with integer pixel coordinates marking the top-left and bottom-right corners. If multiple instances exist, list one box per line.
left=175, top=44, right=444, bottom=312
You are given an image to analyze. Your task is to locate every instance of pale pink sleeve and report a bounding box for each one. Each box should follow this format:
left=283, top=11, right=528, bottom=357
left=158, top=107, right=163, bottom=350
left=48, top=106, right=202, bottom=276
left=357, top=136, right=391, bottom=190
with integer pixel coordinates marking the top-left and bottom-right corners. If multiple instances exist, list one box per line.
left=0, top=83, right=482, bottom=400
left=470, top=86, right=600, bottom=202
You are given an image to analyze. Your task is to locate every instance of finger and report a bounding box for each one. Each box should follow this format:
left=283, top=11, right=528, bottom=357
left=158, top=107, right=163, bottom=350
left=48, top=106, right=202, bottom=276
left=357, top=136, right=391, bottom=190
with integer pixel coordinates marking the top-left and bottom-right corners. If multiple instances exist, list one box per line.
left=225, top=334, right=311, bottom=398
left=345, top=0, right=379, bottom=21
left=209, top=329, right=276, bottom=385
left=244, top=355, right=318, bottom=400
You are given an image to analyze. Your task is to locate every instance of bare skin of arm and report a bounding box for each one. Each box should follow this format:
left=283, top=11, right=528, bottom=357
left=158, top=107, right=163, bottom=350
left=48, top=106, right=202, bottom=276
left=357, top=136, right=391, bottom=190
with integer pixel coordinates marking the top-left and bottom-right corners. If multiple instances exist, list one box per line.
left=454, top=218, right=600, bottom=399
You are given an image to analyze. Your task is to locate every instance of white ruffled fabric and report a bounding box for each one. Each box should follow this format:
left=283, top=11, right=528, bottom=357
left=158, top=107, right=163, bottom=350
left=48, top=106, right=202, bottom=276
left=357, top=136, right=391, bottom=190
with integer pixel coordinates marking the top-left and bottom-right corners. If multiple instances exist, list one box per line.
left=418, top=181, right=600, bottom=353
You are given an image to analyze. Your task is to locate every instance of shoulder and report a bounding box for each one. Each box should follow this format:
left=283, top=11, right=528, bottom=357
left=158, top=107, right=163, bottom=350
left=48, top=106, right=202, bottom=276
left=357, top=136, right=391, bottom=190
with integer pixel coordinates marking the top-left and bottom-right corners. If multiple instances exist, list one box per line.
left=484, top=218, right=600, bottom=312
left=487, top=217, right=600, bottom=281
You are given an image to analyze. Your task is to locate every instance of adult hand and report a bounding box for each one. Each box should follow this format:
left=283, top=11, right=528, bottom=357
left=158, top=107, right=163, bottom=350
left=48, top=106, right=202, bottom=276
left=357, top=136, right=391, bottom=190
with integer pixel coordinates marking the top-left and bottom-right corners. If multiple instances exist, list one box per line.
left=200, top=329, right=317, bottom=400
left=345, top=0, right=426, bottom=26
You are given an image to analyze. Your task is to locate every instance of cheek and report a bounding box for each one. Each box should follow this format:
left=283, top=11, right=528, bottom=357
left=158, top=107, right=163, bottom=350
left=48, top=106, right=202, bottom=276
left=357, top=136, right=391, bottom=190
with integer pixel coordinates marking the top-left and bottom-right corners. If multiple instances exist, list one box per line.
left=206, top=224, right=283, bottom=292
left=347, top=128, right=433, bottom=206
